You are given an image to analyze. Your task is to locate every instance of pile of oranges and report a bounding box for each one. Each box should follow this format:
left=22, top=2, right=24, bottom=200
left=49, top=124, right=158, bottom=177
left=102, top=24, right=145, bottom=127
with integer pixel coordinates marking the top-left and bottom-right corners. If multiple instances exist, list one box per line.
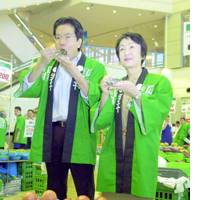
left=22, top=190, right=107, bottom=200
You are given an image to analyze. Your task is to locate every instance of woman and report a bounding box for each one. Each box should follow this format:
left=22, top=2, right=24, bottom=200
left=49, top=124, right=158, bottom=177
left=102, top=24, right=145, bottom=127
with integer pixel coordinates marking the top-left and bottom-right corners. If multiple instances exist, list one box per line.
left=93, top=33, right=173, bottom=200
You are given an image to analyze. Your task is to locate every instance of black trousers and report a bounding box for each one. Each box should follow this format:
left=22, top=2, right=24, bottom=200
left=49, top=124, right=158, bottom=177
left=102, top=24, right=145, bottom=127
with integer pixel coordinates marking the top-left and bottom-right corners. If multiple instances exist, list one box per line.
left=46, top=123, right=95, bottom=200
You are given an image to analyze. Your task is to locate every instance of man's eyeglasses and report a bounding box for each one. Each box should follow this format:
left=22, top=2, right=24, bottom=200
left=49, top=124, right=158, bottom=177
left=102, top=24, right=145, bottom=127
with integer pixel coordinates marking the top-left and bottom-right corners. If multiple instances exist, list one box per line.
left=54, top=33, right=76, bottom=41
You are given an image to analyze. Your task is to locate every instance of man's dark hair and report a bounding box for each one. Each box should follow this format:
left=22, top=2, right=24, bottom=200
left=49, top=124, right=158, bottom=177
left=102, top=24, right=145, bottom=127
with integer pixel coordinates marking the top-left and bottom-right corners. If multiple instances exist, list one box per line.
left=53, top=17, right=84, bottom=50
left=15, top=106, right=21, bottom=111
left=115, top=32, right=147, bottom=65
left=0, top=112, right=3, bottom=118
left=180, top=117, right=186, bottom=121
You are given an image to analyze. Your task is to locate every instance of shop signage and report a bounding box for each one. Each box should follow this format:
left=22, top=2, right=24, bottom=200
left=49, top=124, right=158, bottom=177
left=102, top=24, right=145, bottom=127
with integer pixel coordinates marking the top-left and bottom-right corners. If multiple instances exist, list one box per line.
left=183, top=22, right=190, bottom=56
left=0, top=59, right=11, bottom=83
left=24, top=119, right=35, bottom=137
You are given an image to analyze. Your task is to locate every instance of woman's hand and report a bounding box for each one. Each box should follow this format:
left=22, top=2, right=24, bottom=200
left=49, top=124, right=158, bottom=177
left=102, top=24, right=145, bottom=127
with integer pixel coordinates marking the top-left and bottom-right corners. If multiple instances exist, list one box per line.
left=100, top=76, right=112, bottom=95
left=110, top=80, right=140, bottom=98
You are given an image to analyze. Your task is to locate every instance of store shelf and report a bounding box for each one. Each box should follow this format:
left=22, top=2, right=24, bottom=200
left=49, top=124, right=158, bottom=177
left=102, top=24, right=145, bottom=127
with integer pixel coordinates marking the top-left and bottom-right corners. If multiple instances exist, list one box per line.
left=0, top=160, right=29, bottom=163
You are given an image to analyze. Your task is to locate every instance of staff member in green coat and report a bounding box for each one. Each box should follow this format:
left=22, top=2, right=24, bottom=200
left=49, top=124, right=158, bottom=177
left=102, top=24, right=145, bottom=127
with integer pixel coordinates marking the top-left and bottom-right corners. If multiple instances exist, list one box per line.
left=13, top=106, right=27, bottom=149
left=174, top=117, right=190, bottom=146
left=15, top=17, right=105, bottom=200
left=93, top=33, right=173, bottom=199
left=0, top=111, right=7, bottom=149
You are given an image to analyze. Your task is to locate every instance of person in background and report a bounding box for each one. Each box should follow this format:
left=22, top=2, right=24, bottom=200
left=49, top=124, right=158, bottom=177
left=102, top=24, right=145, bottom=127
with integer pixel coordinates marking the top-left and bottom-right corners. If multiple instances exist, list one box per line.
left=13, top=106, right=27, bottom=149
left=160, top=115, right=173, bottom=145
left=173, top=120, right=180, bottom=138
left=93, top=32, right=173, bottom=199
left=25, top=109, right=36, bottom=149
left=171, top=123, right=176, bottom=137
left=175, top=120, right=180, bottom=130
left=174, top=117, right=190, bottom=146
left=15, top=17, right=105, bottom=200
left=0, top=111, right=7, bottom=149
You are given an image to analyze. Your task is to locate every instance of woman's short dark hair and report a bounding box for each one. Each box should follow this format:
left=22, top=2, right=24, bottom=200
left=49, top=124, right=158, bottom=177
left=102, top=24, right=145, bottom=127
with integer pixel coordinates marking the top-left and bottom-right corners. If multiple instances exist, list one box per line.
left=53, top=17, right=84, bottom=50
left=115, top=32, right=147, bottom=65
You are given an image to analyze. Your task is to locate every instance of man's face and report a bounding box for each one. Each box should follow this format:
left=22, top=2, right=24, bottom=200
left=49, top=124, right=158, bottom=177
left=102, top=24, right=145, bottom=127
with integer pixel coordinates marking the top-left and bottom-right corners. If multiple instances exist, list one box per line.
left=54, top=24, right=82, bottom=60
left=180, top=118, right=185, bottom=124
left=14, top=109, right=20, bottom=116
left=119, top=37, right=143, bottom=69
left=166, top=116, right=170, bottom=123
left=27, top=111, right=34, bottom=119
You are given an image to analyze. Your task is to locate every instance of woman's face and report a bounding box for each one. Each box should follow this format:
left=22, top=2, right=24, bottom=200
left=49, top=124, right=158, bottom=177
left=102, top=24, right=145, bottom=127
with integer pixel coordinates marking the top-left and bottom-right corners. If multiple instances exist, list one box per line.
left=118, top=37, right=142, bottom=69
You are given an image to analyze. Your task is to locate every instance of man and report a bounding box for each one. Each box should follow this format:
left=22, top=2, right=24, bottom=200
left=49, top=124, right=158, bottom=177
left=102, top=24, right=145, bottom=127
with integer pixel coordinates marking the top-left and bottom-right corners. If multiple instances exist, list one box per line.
left=0, top=111, right=7, bottom=149
left=15, top=17, right=105, bottom=200
left=13, top=106, right=27, bottom=149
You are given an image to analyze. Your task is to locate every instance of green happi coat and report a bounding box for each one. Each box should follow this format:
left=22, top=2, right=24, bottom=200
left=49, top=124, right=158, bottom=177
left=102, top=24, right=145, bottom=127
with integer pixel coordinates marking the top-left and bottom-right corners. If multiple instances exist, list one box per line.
left=0, top=117, right=7, bottom=148
left=174, top=122, right=190, bottom=146
left=93, top=72, right=173, bottom=198
left=15, top=55, right=105, bottom=164
left=14, top=115, right=27, bottom=144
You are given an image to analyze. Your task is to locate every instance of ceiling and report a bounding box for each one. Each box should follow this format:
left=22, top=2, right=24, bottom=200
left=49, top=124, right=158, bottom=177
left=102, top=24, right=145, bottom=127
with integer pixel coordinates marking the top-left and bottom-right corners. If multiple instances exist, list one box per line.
left=0, top=1, right=167, bottom=62
left=28, top=1, right=165, bottom=48
left=0, top=0, right=189, bottom=62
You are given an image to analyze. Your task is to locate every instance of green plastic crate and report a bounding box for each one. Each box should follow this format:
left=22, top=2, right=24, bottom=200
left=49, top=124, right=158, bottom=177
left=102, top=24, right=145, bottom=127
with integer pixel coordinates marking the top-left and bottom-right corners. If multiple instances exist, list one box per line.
left=33, top=174, right=47, bottom=195
left=18, top=162, right=33, bottom=191
left=185, top=157, right=190, bottom=163
left=156, top=168, right=189, bottom=200
left=165, top=152, right=185, bottom=162
left=156, top=183, right=189, bottom=200
left=33, top=165, right=47, bottom=196
left=166, top=162, right=190, bottom=177
left=21, top=178, right=33, bottom=191
left=18, top=162, right=33, bottom=176
left=159, top=151, right=167, bottom=159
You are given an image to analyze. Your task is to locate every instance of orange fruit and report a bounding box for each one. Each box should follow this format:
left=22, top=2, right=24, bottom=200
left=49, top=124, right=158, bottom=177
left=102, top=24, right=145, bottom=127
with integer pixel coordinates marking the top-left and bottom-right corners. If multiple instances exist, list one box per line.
left=41, top=190, right=57, bottom=200
left=77, top=195, right=90, bottom=200
left=22, top=192, right=38, bottom=200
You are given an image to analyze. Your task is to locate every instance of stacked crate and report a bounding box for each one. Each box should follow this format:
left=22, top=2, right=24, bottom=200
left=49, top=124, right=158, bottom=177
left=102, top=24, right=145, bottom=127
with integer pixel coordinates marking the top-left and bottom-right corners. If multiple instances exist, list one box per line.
left=156, top=168, right=189, bottom=200
left=33, top=164, right=47, bottom=196
left=18, top=162, right=33, bottom=191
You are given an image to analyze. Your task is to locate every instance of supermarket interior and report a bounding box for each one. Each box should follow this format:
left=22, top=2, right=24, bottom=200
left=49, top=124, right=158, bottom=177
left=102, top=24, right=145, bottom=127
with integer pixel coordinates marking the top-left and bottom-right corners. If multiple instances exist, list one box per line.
left=0, top=0, right=191, bottom=200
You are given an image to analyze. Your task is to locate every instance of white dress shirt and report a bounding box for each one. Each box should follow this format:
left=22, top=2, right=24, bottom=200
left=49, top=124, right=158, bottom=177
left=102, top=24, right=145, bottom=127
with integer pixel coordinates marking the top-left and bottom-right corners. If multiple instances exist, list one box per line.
left=24, top=51, right=87, bottom=122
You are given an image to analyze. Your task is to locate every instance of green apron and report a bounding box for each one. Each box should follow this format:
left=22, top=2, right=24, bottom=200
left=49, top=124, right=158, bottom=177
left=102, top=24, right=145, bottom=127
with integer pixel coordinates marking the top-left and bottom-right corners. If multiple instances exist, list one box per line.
left=93, top=73, right=173, bottom=198
left=0, top=117, right=7, bottom=148
left=15, top=56, right=105, bottom=164
left=174, top=122, right=190, bottom=146
left=14, top=115, right=27, bottom=144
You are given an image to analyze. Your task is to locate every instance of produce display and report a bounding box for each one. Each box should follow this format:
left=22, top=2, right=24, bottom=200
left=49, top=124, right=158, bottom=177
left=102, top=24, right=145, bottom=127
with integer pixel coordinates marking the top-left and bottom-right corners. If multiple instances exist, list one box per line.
left=159, top=142, right=190, bottom=177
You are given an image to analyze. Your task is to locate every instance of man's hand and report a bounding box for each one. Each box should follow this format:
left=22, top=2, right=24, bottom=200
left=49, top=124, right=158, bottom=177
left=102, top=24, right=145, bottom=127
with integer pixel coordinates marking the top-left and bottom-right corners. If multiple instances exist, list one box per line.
left=41, top=47, right=57, bottom=64
left=55, top=54, right=75, bottom=74
left=29, top=47, right=57, bottom=82
left=55, top=54, right=88, bottom=96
